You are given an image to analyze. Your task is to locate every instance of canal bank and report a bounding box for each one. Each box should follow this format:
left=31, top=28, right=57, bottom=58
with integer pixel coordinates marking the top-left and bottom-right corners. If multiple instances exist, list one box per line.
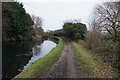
left=3, top=38, right=58, bottom=79
left=13, top=38, right=64, bottom=78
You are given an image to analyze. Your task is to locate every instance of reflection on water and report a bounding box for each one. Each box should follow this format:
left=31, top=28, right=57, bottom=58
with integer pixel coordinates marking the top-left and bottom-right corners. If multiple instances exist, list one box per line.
left=2, top=39, right=57, bottom=79
left=22, top=40, right=57, bottom=71
left=2, top=41, right=34, bottom=79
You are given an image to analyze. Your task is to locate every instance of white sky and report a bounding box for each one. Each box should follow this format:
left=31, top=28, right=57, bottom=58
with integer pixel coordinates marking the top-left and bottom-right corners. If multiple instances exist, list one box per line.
left=17, top=0, right=106, bottom=31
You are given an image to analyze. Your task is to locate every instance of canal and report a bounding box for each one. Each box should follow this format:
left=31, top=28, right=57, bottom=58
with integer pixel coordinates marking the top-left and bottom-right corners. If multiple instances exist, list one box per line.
left=2, top=39, right=57, bottom=79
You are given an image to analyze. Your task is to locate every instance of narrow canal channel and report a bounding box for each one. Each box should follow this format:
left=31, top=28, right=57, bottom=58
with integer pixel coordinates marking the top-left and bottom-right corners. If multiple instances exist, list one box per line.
left=2, top=39, right=57, bottom=79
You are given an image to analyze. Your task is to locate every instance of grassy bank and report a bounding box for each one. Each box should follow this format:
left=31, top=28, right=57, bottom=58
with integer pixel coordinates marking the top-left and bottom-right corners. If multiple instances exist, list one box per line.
left=14, top=38, right=64, bottom=78
left=71, top=42, right=118, bottom=78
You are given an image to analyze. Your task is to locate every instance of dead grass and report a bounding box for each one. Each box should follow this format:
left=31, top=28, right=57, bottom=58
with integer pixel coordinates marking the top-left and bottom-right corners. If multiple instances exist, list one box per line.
left=72, top=42, right=118, bottom=78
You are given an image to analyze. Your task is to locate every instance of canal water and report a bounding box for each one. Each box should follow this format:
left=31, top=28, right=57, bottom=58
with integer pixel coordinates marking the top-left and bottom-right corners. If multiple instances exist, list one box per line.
left=2, top=39, right=57, bottom=79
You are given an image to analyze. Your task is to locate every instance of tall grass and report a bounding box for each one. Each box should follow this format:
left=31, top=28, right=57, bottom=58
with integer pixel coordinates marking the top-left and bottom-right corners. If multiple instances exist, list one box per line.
left=72, top=42, right=118, bottom=78
left=14, top=38, right=64, bottom=78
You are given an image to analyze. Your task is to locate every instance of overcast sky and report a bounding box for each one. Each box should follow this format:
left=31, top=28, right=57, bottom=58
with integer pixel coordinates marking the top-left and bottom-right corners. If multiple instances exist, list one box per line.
left=17, top=0, right=106, bottom=31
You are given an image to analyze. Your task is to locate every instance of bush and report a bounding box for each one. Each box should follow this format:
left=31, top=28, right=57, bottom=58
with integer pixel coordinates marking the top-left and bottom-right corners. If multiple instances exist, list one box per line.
left=16, top=35, right=23, bottom=41
left=63, top=22, right=87, bottom=40
left=84, top=30, right=100, bottom=51
left=74, top=33, right=81, bottom=40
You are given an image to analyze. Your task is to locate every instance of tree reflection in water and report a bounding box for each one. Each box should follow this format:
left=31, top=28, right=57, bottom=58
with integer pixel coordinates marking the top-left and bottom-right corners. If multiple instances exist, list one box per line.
left=3, top=38, right=57, bottom=79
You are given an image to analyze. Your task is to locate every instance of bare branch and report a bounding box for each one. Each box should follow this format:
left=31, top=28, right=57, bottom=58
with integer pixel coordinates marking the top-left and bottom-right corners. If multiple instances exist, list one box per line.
left=91, top=1, right=120, bottom=38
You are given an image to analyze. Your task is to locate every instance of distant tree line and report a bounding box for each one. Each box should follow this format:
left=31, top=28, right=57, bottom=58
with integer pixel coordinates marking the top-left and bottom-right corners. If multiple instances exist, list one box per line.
left=48, top=20, right=87, bottom=40
left=48, top=29, right=64, bottom=37
left=63, top=20, right=87, bottom=40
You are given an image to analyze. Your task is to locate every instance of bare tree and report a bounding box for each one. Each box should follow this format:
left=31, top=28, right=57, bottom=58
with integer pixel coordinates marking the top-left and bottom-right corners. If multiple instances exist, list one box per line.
left=93, top=1, right=120, bottom=38
left=86, top=17, right=101, bottom=50
left=31, top=15, right=42, bottom=28
left=88, top=15, right=101, bottom=32
left=31, top=15, right=44, bottom=39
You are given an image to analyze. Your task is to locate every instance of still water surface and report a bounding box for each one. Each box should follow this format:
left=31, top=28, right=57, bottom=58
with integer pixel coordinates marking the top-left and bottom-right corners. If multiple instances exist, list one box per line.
left=2, top=39, right=57, bottom=79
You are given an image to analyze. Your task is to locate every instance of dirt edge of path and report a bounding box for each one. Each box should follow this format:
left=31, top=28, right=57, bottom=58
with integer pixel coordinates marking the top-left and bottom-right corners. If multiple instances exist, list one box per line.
left=40, top=42, right=86, bottom=78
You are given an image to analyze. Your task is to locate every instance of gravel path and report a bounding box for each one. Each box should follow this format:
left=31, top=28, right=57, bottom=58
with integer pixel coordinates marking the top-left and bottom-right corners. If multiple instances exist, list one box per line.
left=40, top=42, right=81, bottom=78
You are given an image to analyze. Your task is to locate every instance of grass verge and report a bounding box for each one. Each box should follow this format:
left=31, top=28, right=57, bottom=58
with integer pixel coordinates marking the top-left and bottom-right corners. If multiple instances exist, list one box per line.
left=14, top=37, right=64, bottom=78
left=71, top=42, right=118, bottom=78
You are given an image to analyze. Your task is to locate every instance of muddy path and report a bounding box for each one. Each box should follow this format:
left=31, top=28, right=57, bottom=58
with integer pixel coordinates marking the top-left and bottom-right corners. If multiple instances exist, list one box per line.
left=40, top=42, right=82, bottom=78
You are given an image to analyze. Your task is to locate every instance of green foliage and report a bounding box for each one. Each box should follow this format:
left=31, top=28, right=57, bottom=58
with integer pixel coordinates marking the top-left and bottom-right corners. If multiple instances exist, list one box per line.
left=49, top=29, right=64, bottom=37
left=74, top=33, right=81, bottom=39
left=2, top=2, right=34, bottom=41
left=63, top=22, right=87, bottom=40
left=14, top=38, right=64, bottom=78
